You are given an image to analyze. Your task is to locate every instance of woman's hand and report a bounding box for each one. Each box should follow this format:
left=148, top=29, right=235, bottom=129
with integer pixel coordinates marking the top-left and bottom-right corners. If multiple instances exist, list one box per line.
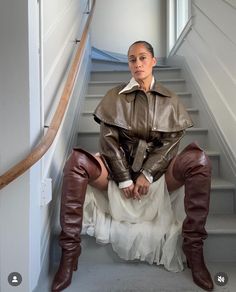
left=121, top=174, right=150, bottom=200
left=133, top=174, right=150, bottom=198
left=121, top=183, right=135, bottom=199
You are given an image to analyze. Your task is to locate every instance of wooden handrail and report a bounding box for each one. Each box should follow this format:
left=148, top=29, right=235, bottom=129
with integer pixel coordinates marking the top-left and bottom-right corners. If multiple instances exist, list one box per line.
left=0, top=0, right=96, bottom=190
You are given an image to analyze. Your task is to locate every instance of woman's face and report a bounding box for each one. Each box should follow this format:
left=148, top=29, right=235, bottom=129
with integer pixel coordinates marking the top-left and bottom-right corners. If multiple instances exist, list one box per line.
left=128, top=43, right=156, bottom=83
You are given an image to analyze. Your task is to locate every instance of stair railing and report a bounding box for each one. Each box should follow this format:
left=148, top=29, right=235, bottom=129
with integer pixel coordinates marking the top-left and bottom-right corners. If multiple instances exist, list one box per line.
left=0, top=0, right=96, bottom=190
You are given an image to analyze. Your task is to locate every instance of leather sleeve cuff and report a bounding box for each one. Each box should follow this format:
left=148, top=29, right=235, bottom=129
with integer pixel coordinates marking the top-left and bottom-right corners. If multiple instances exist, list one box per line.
left=105, top=157, right=131, bottom=183
left=119, top=180, right=133, bottom=188
left=141, top=169, right=153, bottom=183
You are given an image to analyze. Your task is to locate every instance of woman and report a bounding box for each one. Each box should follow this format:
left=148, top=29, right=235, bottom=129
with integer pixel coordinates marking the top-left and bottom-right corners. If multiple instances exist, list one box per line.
left=52, top=41, right=213, bottom=291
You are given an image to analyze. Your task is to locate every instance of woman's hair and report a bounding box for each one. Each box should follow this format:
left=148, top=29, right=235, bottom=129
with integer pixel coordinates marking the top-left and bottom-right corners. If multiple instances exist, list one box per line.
left=128, top=41, right=154, bottom=57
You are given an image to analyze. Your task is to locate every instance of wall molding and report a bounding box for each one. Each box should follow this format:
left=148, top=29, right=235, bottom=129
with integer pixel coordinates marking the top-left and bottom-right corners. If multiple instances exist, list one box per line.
left=222, top=0, right=236, bottom=9
left=44, top=19, right=78, bottom=89
left=193, top=1, right=236, bottom=46
left=43, top=39, right=91, bottom=182
left=168, top=16, right=193, bottom=57
left=43, top=17, right=82, bottom=124
left=43, top=0, right=86, bottom=43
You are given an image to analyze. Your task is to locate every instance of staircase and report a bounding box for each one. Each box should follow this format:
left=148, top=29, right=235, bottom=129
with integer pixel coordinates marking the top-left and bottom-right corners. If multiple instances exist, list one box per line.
left=38, top=49, right=236, bottom=292
left=77, top=48, right=236, bottom=263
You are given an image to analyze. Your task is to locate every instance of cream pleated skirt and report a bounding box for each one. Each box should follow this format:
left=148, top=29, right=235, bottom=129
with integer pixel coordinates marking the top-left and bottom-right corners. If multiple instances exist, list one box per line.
left=82, top=175, right=186, bottom=272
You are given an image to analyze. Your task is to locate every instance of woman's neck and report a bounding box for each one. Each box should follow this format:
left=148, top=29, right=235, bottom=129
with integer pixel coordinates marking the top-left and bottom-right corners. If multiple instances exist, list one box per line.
left=136, top=76, right=153, bottom=92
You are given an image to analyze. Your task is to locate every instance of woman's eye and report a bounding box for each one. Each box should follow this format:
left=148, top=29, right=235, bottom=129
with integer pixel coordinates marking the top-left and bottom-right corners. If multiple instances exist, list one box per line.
left=129, top=59, right=136, bottom=63
left=140, top=56, right=146, bottom=61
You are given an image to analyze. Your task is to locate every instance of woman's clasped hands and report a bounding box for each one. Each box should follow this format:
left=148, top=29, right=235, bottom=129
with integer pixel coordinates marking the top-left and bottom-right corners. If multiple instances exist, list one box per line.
left=121, top=173, right=150, bottom=201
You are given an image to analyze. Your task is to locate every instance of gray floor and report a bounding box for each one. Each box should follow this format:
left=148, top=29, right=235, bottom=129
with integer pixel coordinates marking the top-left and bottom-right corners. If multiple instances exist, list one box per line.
left=38, top=236, right=236, bottom=292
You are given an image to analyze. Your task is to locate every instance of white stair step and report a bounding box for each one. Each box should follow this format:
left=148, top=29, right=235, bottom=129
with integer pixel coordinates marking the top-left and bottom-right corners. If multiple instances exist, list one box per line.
left=77, top=124, right=218, bottom=173
left=83, top=91, right=193, bottom=111
left=205, top=214, right=236, bottom=262
left=81, top=107, right=200, bottom=127
left=177, top=92, right=193, bottom=107
left=78, top=113, right=205, bottom=133
left=209, top=178, right=235, bottom=214
left=207, top=214, right=236, bottom=234
left=87, top=79, right=186, bottom=94
left=44, top=235, right=236, bottom=292
left=52, top=214, right=236, bottom=266
left=92, top=58, right=130, bottom=70
left=206, top=151, right=220, bottom=177
left=91, top=58, right=168, bottom=70
left=78, top=116, right=208, bottom=147
left=211, top=177, right=235, bottom=190
left=81, top=107, right=198, bottom=120
left=90, top=67, right=182, bottom=81
left=181, top=128, right=208, bottom=148
left=77, top=128, right=209, bottom=148
left=82, top=107, right=198, bottom=116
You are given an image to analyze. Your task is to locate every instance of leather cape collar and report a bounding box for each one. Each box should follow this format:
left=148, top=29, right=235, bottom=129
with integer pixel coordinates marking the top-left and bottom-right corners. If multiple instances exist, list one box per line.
left=118, top=77, right=172, bottom=102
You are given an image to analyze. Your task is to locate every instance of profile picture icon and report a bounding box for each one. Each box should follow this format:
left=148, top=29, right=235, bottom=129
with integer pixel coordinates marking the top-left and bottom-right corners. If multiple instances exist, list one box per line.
left=8, top=272, right=22, bottom=286
left=12, top=275, right=18, bottom=283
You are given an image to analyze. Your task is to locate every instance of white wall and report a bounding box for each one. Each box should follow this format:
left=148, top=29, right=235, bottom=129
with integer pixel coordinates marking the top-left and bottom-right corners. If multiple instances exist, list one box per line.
left=38, top=0, right=92, bottom=287
left=174, top=0, right=236, bottom=159
left=91, top=0, right=167, bottom=58
left=0, top=0, right=92, bottom=291
left=0, top=0, right=41, bottom=291
left=42, top=0, right=88, bottom=122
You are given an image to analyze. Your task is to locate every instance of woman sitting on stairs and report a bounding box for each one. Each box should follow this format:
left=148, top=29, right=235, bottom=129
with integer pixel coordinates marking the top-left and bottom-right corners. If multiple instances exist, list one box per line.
left=52, top=40, right=214, bottom=291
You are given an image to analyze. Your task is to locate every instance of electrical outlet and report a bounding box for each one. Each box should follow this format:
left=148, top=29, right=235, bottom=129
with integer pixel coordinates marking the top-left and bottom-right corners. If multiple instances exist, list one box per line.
left=41, top=178, right=52, bottom=206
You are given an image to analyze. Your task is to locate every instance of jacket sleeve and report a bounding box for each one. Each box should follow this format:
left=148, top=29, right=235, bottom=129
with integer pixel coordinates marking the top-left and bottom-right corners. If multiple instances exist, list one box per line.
left=99, top=122, right=131, bottom=183
left=142, top=131, right=184, bottom=179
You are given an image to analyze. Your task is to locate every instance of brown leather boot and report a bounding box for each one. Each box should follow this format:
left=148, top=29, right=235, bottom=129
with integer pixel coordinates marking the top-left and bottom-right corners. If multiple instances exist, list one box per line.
left=51, top=148, right=101, bottom=291
left=172, top=142, right=214, bottom=291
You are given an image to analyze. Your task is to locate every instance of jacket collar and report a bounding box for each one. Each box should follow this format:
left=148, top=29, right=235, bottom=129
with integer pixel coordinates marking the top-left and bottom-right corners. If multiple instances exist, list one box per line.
left=119, top=77, right=172, bottom=102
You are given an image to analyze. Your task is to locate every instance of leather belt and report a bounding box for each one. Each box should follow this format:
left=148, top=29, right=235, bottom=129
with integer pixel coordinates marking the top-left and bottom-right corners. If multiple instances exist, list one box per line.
left=131, top=139, right=154, bottom=172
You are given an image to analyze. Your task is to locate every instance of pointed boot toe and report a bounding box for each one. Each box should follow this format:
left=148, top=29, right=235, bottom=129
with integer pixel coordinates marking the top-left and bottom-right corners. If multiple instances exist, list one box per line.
left=51, top=254, right=78, bottom=291
left=192, top=269, right=214, bottom=291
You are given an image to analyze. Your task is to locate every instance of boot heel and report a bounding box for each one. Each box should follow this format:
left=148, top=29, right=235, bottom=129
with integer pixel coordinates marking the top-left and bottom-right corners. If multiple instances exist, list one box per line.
left=186, top=260, right=191, bottom=268
left=73, top=259, right=78, bottom=271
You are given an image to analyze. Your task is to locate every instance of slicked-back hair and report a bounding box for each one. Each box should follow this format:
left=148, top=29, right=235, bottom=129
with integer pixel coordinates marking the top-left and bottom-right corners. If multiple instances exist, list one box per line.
left=128, top=41, right=154, bottom=57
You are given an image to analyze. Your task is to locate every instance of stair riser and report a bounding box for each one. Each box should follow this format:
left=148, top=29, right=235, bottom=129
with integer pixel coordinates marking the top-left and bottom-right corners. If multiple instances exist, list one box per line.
left=180, top=131, right=208, bottom=149
left=92, top=60, right=129, bottom=71
left=87, top=81, right=186, bottom=95
left=205, top=234, right=236, bottom=262
left=90, top=69, right=182, bottom=82
left=187, top=111, right=199, bottom=127
left=208, top=156, right=219, bottom=177
left=179, top=94, right=193, bottom=107
left=53, top=233, right=236, bottom=264
left=78, top=116, right=207, bottom=147
left=83, top=94, right=193, bottom=112
left=78, top=128, right=208, bottom=147
left=210, top=189, right=235, bottom=214
left=77, top=133, right=218, bottom=177
left=80, top=109, right=199, bottom=128
left=92, top=60, right=167, bottom=71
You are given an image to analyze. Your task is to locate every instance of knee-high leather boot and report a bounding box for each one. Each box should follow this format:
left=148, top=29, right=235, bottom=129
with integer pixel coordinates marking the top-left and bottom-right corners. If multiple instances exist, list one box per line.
left=172, top=142, right=213, bottom=291
left=51, top=148, right=101, bottom=291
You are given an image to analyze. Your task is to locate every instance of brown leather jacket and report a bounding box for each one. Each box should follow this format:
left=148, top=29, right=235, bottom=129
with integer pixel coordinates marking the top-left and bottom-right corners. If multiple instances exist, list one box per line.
left=94, top=80, right=193, bottom=183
